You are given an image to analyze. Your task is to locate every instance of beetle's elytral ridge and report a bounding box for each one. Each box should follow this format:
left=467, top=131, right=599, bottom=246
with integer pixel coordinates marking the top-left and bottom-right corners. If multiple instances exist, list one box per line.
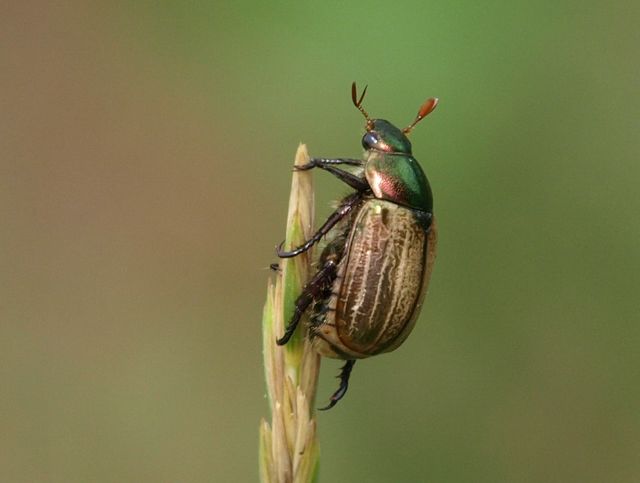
left=333, top=201, right=428, bottom=355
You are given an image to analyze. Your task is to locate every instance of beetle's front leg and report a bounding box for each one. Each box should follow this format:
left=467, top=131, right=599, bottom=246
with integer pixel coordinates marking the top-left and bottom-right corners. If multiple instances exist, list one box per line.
left=276, top=258, right=338, bottom=346
left=295, top=158, right=363, bottom=171
left=319, top=360, right=356, bottom=410
left=277, top=191, right=364, bottom=258
left=296, top=158, right=369, bottom=192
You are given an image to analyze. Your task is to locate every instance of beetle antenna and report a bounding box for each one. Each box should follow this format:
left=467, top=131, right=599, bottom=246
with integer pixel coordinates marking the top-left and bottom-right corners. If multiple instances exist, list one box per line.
left=403, top=97, right=439, bottom=134
left=351, top=82, right=371, bottom=123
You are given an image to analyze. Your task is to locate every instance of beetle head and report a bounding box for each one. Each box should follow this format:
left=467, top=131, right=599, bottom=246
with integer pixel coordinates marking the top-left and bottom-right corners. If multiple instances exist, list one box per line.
left=351, top=82, right=438, bottom=155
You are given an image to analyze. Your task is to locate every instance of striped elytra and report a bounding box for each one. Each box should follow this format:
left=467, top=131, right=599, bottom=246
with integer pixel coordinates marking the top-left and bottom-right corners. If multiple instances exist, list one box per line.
left=311, top=199, right=437, bottom=359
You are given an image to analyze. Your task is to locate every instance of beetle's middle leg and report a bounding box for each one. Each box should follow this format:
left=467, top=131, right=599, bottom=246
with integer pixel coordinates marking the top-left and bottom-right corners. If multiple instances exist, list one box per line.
left=277, top=191, right=364, bottom=258
left=276, top=258, right=338, bottom=346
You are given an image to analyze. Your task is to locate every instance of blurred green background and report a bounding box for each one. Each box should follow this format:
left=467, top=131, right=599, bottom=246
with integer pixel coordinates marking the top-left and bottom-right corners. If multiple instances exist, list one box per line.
left=2, top=1, right=639, bottom=482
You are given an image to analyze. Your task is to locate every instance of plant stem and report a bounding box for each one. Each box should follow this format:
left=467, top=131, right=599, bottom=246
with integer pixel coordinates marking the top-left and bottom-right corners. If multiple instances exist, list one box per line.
left=260, top=144, right=321, bottom=483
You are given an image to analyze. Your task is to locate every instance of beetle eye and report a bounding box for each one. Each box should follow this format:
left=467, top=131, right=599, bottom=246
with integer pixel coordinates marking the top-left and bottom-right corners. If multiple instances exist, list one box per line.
left=362, top=132, right=379, bottom=150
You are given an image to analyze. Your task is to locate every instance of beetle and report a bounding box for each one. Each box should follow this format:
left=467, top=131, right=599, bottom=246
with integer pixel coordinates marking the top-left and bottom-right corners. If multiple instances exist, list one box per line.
left=276, top=82, right=438, bottom=409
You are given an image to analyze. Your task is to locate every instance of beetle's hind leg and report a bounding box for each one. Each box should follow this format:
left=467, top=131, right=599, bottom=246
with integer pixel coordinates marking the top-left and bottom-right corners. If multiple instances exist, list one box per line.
left=319, top=360, right=356, bottom=411
left=276, top=258, right=338, bottom=346
left=277, top=191, right=364, bottom=258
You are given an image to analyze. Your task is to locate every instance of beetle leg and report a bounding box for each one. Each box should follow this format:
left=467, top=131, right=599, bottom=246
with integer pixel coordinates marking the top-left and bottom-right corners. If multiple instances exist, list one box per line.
left=295, top=158, right=363, bottom=170
left=276, top=259, right=338, bottom=346
left=277, top=192, right=363, bottom=258
left=317, top=165, right=370, bottom=191
left=295, top=158, right=369, bottom=192
left=318, top=360, right=356, bottom=410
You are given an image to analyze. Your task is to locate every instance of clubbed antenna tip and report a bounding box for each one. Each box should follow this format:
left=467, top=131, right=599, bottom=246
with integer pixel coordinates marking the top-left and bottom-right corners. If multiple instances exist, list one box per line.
left=404, top=97, right=439, bottom=134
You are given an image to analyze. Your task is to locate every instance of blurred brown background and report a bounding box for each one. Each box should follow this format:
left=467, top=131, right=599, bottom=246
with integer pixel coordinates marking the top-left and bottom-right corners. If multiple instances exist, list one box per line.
left=2, top=2, right=639, bottom=482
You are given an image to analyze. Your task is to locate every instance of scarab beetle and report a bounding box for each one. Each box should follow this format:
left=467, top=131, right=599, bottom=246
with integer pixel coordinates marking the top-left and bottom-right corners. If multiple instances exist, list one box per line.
left=276, top=83, right=438, bottom=409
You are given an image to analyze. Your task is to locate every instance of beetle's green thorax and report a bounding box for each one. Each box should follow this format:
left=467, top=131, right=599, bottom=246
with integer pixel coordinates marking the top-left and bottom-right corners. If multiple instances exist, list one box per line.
left=365, top=151, right=433, bottom=213
left=362, top=119, right=412, bottom=154
left=361, top=118, right=434, bottom=213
